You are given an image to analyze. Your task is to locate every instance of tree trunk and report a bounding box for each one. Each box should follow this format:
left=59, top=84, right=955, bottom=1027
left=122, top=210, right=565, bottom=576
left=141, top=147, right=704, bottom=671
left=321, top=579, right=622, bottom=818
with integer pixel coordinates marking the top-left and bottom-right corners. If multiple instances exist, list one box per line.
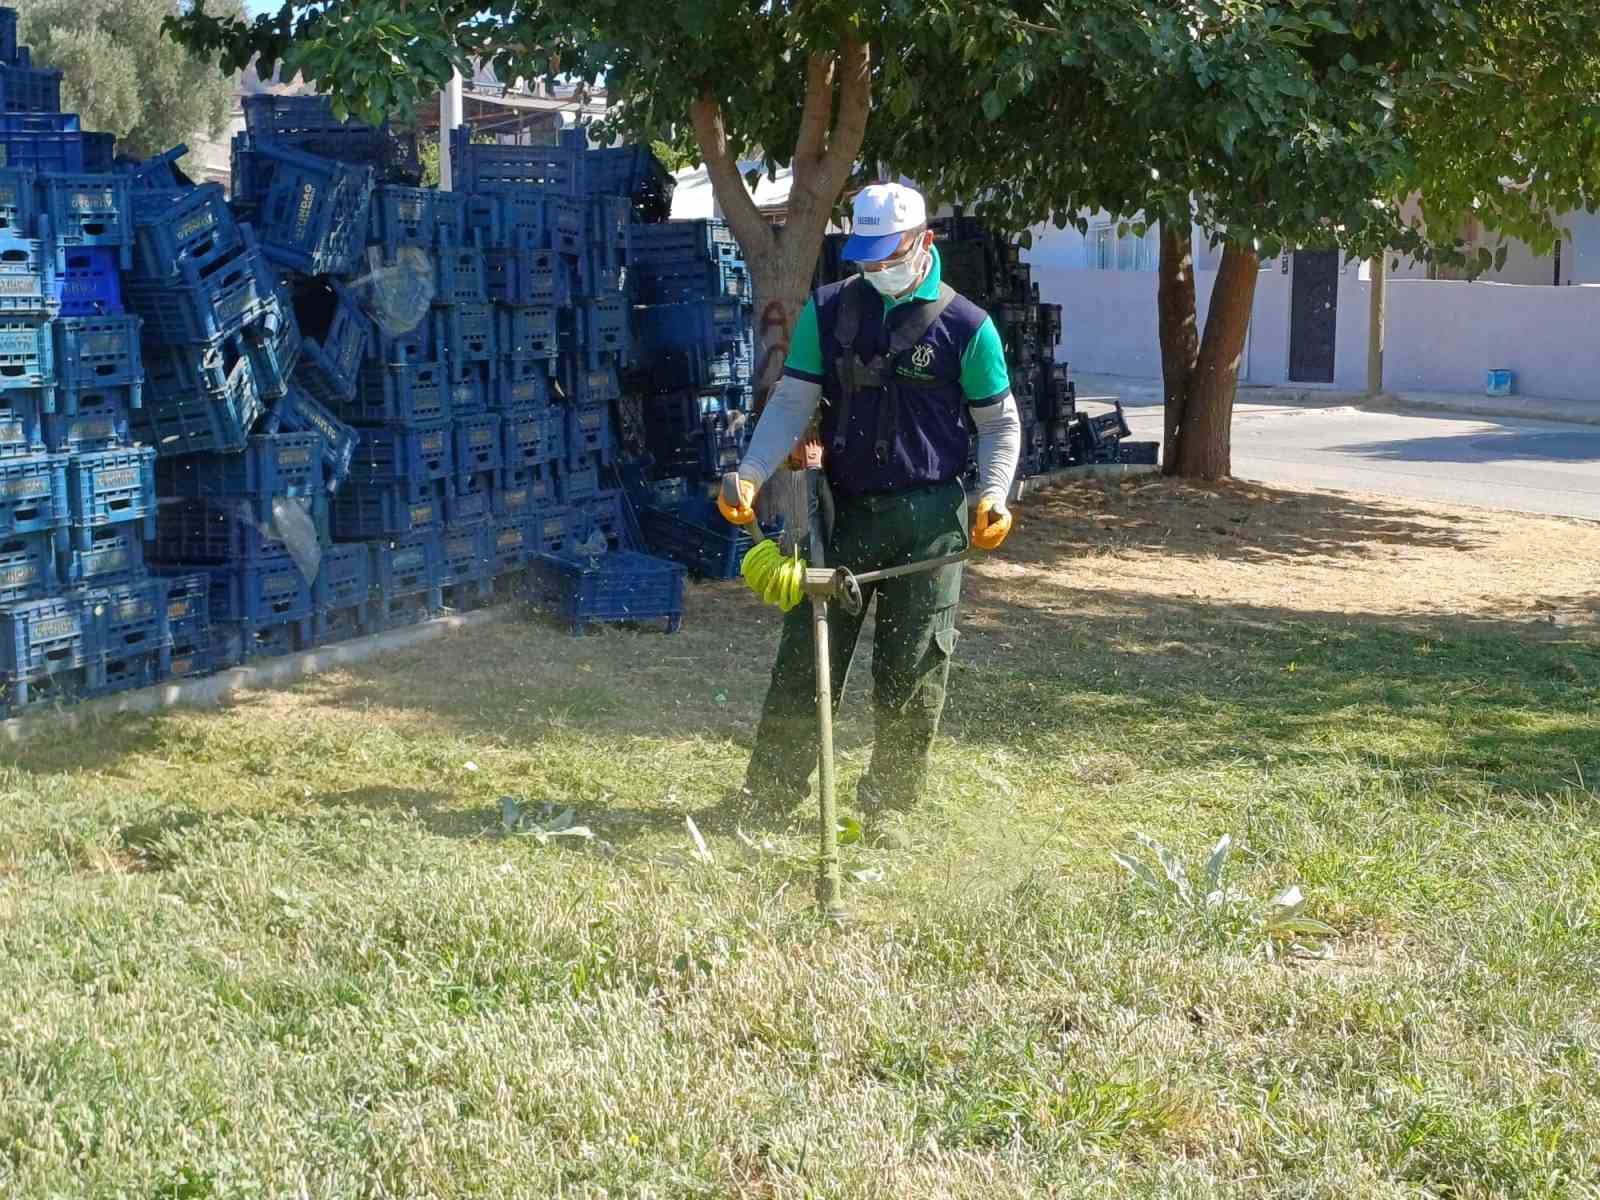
left=1170, top=240, right=1260, bottom=479
left=1157, top=224, right=1200, bottom=475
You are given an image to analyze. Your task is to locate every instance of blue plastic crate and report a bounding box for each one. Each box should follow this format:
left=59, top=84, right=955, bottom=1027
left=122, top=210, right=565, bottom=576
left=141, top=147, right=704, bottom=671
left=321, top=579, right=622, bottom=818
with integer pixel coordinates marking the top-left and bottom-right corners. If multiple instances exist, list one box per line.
left=368, top=528, right=442, bottom=598
left=445, top=302, right=495, bottom=362
left=123, top=227, right=279, bottom=344
left=151, top=495, right=325, bottom=565
left=243, top=286, right=302, bottom=401
left=0, top=313, right=48, bottom=391
left=212, top=615, right=313, bottom=663
left=502, top=407, right=561, bottom=470
left=572, top=488, right=629, bottom=552
left=493, top=364, right=553, bottom=413
left=449, top=128, right=584, bottom=197
left=264, top=386, right=358, bottom=491
left=645, top=343, right=755, bottom=391
left=0, top=164, right=36, bottom=236
left=558, top=453, right=602, bottom=505
left=330, top=479, right=446, bottom=539
left=292, top=282, right=369, bottom=406
left=0, top=384, right=41, bottom=455
left=200, top=558, right=314, bottom=628
left=629, top=219, right=739, bottom=265
left=348, top=421, right=453, bottom=485
left=128, top=182, right=244, bottom=284
left=50, top=244, right=121, bottom=316
left=0, top=229, right=51, bottom=314
left=494, top=463, right=555, bottom=519
left=312, top=541, right=371, bottom=611
left=0, top=529, right=58, bottom=603
left=0, top=13, right=16, bottom=67
left=546, top=196, right=587, bottom=256
left=116, top=145, right=194, bottom=192
left=445, top=470, right=496, bottom=525
left=59, top=521, right=144, bottom=587
left=466, top=192, right=546, bottom=249
left=65, top=445, right=156, bottom=534
left=363, top=315, right=437, bottom=367
left=0, top=451, right=66, bottom=536
left=587, top=195, right=630, bottom=272
left=637, top=503, right=761, bottom=580
left=136, top=341, right=265, bottom=457
left=371, top=185, right=464, bottom=248
left=0, top=118, right=104, bottom=174
left=311, top=602, right=370, bottom=646
left=528, top=549, right=684, bottom=635
left=93, top=576, right=172, bottom=661
left=0, top=64, right=62, bottom=115
left=156, top=432, right=324, bottom=506
left=438, top=519, right=494, bottom=587
left=577, top=294, right=632, bottom=366
left=41, top=385, right=134, bottom=452
left=38, top=172, right=133, bottom=268
left=485, top=246, right=571, bottom=306
left=347, top=359, right=449, bottom=424
left=0, top=591, right=100, bottom=680
left=496, top=307, right=558, bottom=362
left=448, top=368, right=487, bottom=417
left=434, top=247, right=486, bottom=305
left=231, top=137, right=373, bottom=277
left=636, top=300, right=750, bottom=354
left=92, top=643, right=173, bottom=698
left=490, top=514, right=533, bottom=574
left=239, top=96, right=420, bottom=186
left=159, top=571, right=211, bottom=632
left=452, top=414, right=502, bottom=478
left=635, top=257, right=750, bottom=304
left=533, top=505, right=572, bottom=555
left=51, top=314, right=143, bottom=408
left=557, top=360, right=621, bottom=406
left=566, top=402, right=615, bottom=465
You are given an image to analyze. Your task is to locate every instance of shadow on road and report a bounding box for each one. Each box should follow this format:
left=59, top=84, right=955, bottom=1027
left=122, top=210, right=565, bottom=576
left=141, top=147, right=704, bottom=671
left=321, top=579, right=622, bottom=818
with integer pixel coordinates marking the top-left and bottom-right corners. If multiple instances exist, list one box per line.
left=1335, top=428, right=1600, bottom=465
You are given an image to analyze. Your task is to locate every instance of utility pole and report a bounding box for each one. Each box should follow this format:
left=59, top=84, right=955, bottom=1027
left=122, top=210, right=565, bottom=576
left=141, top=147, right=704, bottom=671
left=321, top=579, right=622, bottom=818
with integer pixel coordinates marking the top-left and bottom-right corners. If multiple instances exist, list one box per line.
left=439, top=67, right=464, bottom=191
left=1367, top=255, right=1387, bottom=396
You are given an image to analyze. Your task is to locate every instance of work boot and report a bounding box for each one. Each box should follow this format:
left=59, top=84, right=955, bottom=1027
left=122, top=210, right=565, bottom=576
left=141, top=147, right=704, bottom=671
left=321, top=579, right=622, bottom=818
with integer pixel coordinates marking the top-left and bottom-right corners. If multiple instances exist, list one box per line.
left=862, top=807, right=916, bottom=850
left=721, top=780, right=808, bottom=830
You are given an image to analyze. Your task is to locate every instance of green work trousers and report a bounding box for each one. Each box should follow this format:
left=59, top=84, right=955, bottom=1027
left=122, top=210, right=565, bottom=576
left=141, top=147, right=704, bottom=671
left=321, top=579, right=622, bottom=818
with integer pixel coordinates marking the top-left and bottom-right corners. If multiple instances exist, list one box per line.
left=745, top=478, right=968, bottom=814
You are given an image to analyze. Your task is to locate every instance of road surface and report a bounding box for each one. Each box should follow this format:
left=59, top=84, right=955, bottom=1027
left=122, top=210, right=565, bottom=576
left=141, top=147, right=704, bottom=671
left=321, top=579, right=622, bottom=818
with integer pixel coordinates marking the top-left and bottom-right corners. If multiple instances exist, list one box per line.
left=1111, top=398, right=1600, bottom=522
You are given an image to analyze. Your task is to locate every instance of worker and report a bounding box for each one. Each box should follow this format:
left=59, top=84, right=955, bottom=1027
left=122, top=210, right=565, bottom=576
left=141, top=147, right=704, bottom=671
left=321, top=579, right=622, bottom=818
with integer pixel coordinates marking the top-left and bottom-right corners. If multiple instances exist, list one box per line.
left=719, top=182, right=1023, bottom=849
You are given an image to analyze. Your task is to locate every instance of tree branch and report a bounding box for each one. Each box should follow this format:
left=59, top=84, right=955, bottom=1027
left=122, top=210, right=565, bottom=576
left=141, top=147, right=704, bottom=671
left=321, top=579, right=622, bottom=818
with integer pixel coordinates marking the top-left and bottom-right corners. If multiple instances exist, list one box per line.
left=689, top=92, right=774, bottom=258
left=794, top=51, right=836, bottom=166
left=814, top=36, right=871, bottom=196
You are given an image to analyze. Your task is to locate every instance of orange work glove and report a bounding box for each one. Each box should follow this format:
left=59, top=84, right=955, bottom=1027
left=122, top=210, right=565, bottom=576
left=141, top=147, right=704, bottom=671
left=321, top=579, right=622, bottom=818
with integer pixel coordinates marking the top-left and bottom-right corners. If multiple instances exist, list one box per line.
left=717, top=473, right=758, bottom=526
left=971, top=496, right=1013, bottom=551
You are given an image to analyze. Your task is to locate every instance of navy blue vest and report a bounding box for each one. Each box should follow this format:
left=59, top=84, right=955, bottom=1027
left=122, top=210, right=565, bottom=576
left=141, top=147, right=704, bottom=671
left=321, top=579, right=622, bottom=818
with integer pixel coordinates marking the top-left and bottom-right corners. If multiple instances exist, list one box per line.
left=812, top=277, right=990, bottom=498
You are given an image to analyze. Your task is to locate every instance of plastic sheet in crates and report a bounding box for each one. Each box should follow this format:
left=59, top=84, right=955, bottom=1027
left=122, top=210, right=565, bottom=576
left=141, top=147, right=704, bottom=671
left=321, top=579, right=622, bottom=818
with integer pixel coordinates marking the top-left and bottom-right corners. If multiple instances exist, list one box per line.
left=128, top=182, right=243, bottom=284
left=0, top=591, right=100, bottom=680
left=231, top=138, right=373, bottom=277
left=39, top=172, right=133, bottom=268
left=363, top=315, right=436, bottom=367
left=496, top=306, right=558, bottom=362
left=370, top=184, right=465, bottom=248
left=528, top=549, right=685, bottom=635
left=65, top=445, right=156, bottom=534
left=449, top=128, right=584, bottom=197
left=42, top=385, right=134, bottom=452
left=51, top=314, right=143, bottom=408
left=0, top=313, right=49, bottom=391
left=123, top=227, right=279, bottom=344
left=136, top=341, right=264, bottom=457
left=330, top=479, right=445, bottom=539
left=292, top=281, right=370, bottom=406
left=0, top=228, right=52, bottom=314
left=452, top=413, right=502, bottom=478
left=0, top=528, right=57, bottom=603
left=0, top=384, right=40, bottom=455
left=264, top=386, right=358, bottom=490
left=0, top=451, right=66, bottom=537
left=347, top=359, right=449, bottom=425
left=348, top=421, right=453, bottom=485
left=156, top=432, right=324, bottom=509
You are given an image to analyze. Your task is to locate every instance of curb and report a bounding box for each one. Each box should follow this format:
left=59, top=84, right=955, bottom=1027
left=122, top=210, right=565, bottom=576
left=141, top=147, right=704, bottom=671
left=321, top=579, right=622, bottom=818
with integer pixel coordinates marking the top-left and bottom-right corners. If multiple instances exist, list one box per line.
left=2, top=606, right=517, bottom=745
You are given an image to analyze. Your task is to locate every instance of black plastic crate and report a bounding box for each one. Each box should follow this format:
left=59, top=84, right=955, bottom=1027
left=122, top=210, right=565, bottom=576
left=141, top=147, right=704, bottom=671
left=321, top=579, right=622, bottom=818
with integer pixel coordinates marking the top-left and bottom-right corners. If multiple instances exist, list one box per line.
left=0, top=451, right=66, bottom=537
left=495, top=306, right=558, bottom=362
left=38, top=172, right=133, bottom=268
left=128, top=182, right=244, bottom=284
left=65, top=445, right=157, bottom=534
left=0, top=384, right=40, bottom=455
left=0, top=313, right=51, bottom=390
left=41, top=385, right=134, bottom=452
left=329, top=479, right=445, bottom=539
left=151, top=495, right=325, bottom=565
left=528, top=549, right=684, bottom=635
left=347, top=360, right=449, bottom=424
left=347, top=421, right=453, bottom=486
left=51, top=314, right=143, bottom=408
left=292, top=281, right=370, bottom=406
left=0, top=528, right=57, bottom=603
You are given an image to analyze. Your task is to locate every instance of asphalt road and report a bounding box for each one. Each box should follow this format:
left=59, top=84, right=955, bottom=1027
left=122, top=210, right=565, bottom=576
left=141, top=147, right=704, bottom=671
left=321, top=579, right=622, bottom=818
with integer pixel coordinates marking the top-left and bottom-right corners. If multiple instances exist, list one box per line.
left=1113, top=399, right=1600, bottom=522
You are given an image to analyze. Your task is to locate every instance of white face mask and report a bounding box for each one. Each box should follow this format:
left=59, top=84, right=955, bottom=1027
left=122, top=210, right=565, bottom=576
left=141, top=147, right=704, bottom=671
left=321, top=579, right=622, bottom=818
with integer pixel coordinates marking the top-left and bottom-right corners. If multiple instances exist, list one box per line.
left=862, top=242, right=927, bottom=296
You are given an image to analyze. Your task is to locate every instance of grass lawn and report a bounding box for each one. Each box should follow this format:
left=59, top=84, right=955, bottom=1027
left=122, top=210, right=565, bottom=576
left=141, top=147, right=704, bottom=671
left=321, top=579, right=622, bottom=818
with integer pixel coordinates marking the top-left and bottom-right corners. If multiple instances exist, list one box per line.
left=3, top=477, right=1598, bottom=1198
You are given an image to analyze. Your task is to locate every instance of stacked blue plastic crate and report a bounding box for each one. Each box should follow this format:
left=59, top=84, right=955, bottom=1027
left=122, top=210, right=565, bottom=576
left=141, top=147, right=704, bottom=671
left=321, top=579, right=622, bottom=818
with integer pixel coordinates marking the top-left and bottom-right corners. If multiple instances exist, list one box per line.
left=0, top=12, right=176, bottom=715
left=623, top=217, right=762, bottom=580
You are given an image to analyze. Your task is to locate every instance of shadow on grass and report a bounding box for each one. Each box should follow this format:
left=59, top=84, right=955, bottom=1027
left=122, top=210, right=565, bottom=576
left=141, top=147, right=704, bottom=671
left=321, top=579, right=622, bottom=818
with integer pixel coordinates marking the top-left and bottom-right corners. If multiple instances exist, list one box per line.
left=312, top=786, right=480, bottom=839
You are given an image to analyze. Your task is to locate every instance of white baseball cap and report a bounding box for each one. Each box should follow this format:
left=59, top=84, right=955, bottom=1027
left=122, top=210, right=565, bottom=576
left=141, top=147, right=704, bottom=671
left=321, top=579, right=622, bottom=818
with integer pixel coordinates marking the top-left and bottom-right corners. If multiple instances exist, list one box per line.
left=842, top=182, right=927, bottom=262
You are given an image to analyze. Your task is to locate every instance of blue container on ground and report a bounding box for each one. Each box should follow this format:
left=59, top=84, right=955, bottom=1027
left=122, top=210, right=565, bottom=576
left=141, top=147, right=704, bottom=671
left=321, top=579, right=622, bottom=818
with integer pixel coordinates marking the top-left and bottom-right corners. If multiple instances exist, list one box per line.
left=65, top=445, right=157, bottom=536
left=264, top=386, right=358, bottom=491
left=135, top=341, right=265, bottom=457
left=41, top=385, right=134, bottom=452
left=52, top=314, right=143, bottom=409
left=0, top=528, right=58, bottom=603
left=0, top=451, right=66, bottom=537
left=348, top=421, right=453, bottom=485
left=348, top=360, right=449, bottom=424
left=230, top=137, right=373, bottom=277
left=50, top=244, right=121, bottom=316
left=37, top=172, right=133, bottom=268
left=0, top=384, right=41, bottom=455
left=330, top=479, right=446, bottom=539
left=128, top=182, right=243, bottom=284
left=123, top=226, right=279, bottom=345
left=528, top=549, right=685, bottom=635
left=496, top=307, right=558, bottom=362
left=0, top=314, right=50, bottom=390
left=637, top=503, right=761, bottom=580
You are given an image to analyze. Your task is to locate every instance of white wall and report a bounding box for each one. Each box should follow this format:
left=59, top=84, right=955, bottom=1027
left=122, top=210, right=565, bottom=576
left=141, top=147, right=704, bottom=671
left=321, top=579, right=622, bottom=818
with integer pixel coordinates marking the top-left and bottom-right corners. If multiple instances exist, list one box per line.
left=1563, top=211, right=1600, bottom=284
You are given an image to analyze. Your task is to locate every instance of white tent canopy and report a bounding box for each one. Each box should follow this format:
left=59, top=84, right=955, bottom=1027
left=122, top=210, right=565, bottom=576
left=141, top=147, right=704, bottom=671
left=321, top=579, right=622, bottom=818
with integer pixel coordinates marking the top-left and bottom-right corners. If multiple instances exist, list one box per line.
left=669, top=160, right=797, bottom=220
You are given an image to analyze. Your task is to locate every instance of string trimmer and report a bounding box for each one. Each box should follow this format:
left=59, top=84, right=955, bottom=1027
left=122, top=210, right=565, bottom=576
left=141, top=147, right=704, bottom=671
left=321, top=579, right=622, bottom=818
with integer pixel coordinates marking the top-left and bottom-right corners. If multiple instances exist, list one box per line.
left=723, top=471, right=974, bottom=921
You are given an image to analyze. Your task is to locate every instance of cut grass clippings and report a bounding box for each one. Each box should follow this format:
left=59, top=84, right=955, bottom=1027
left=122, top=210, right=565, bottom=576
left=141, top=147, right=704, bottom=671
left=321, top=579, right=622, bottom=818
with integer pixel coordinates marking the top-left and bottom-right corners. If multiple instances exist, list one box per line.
left=2, top=477, right=1598, bottom=1198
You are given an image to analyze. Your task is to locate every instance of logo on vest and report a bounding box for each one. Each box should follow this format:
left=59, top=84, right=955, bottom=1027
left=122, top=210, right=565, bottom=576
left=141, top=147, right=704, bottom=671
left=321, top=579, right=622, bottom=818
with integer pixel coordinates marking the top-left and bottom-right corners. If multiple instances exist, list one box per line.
left=911, top=343, right=935, bottom=369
